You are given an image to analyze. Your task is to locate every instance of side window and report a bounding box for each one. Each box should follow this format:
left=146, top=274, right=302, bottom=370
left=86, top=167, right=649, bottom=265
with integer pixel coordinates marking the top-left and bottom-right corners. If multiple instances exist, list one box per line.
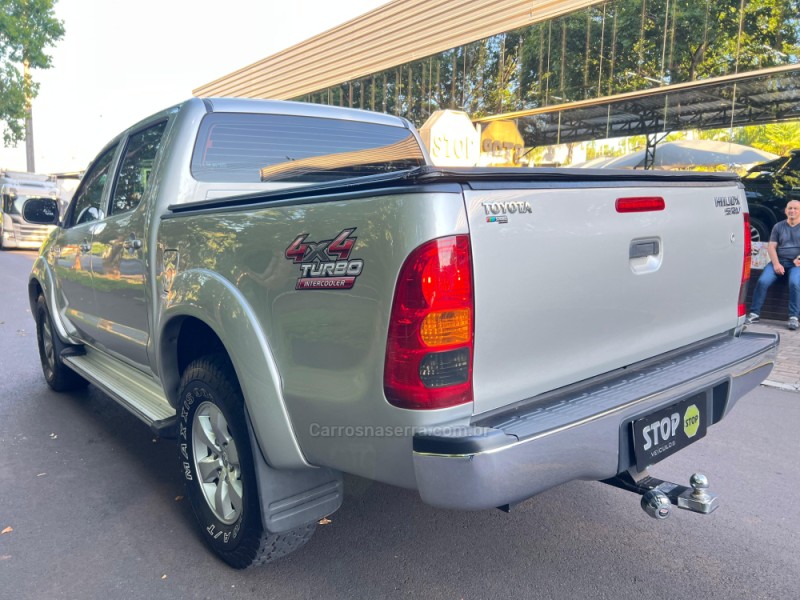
left=68, top=146, right=117, bottom=227
left=110, top=121, right=167, bottom=216
left=785, top=154, right=800, bottom=173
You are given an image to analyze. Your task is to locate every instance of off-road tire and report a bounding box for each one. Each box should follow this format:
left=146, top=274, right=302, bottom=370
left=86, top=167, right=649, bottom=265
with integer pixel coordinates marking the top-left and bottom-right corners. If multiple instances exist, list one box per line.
left=35, top=294, right=88, bottom=392
left=178, top=354, right=316, bottom=569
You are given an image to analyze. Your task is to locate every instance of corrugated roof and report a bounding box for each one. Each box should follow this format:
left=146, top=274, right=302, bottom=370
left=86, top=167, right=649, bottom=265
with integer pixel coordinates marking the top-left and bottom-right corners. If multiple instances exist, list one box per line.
left=193, top=0, right=604, bottom=99
left=477, top=64, right=800, bottom=146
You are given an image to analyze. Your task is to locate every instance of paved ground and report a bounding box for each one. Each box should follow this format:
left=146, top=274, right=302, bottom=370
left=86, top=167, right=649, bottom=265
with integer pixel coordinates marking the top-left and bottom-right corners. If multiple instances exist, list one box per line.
left=746, top=319, right=800, bottom=392
left=2, top=250, right=799, bottom=599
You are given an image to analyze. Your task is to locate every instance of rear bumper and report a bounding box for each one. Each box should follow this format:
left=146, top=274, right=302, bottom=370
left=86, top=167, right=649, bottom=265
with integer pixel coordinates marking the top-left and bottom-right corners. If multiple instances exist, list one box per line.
left=412, top=331, right=778, bottom=510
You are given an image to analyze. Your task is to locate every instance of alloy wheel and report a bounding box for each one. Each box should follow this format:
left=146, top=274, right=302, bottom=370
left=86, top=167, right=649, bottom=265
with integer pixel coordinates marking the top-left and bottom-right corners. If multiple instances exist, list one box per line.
left=191, top=401, right=243, bottom=524
left=40, top=312, right=55, bottom=380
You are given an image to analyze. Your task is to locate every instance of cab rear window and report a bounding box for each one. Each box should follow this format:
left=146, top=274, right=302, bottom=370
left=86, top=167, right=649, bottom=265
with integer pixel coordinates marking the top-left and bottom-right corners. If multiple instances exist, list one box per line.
left=191, top=113, right=425, bottom=183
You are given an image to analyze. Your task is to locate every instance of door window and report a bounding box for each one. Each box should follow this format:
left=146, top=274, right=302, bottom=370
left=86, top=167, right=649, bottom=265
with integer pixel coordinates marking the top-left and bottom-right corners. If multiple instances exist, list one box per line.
left=67, top=146, right=117, bottom=227
left=110, top=121, right=167, bottom=216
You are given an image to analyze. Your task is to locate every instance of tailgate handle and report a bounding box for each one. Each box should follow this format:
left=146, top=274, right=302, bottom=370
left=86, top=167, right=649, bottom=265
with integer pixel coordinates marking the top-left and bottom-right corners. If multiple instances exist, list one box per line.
left=630, top=239, right=659, bottom=259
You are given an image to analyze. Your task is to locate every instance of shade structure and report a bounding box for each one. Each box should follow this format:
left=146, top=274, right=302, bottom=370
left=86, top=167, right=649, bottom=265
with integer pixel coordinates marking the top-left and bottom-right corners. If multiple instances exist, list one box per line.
left=600, top=140, right=777, bottom=169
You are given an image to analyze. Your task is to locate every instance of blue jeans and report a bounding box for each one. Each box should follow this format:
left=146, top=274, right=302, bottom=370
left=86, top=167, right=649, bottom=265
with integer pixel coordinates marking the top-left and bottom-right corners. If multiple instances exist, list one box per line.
left=750, top=261, right=800, bottom=317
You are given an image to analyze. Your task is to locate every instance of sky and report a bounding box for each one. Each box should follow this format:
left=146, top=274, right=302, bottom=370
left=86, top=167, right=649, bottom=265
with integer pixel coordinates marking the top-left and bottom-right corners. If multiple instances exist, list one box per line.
left=0, top=0, right=388, bottom=174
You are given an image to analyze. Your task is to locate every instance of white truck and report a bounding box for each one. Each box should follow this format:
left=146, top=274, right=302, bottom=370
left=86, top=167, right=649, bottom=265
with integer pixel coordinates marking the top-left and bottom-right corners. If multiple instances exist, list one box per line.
left=27, top=98, right=778, bottom=568
left=1, top=170, right=61, bottom=250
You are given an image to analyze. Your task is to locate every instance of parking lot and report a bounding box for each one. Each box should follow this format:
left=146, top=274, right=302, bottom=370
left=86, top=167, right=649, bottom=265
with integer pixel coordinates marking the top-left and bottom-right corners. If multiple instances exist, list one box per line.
left=1, top=248, right=799, bottom=599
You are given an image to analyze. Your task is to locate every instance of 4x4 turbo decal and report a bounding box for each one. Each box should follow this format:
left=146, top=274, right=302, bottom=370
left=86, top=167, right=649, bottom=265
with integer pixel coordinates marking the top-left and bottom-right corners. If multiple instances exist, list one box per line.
left=285, top=228, right=364, bottom=290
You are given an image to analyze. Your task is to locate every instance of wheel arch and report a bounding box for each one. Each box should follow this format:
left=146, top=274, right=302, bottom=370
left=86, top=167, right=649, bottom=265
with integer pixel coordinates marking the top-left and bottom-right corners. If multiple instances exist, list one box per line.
left=158, top=269, right=309, bottom=469
left=28, top=276, right=43, bottom=314
left=28, top=257, right=74, bottom=343
left=159, top=315, right=225, bottom=404
left=744, top=203, right=779, bottom=244
left=747, top=203, right=779, bottom=230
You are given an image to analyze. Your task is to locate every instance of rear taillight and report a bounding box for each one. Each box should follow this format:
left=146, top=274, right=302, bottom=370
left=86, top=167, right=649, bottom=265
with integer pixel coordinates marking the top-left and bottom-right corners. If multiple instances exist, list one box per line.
left=739, top=212, right=752, bottom=318
left=384, top=235, right=474, bottom=410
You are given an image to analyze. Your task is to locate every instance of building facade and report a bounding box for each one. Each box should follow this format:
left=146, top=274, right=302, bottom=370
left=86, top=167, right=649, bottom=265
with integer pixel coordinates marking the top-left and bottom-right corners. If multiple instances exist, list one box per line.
left=195, top=0, right=800, bottom=163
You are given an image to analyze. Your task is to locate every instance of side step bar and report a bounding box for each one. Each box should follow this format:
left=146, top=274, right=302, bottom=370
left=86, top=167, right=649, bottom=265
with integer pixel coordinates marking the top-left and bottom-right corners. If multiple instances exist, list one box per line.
left=602, top=469, right=719, bottom=519
left=150, top=416, right=180, bottom=439
left=62, top=347, right=175, bottom=426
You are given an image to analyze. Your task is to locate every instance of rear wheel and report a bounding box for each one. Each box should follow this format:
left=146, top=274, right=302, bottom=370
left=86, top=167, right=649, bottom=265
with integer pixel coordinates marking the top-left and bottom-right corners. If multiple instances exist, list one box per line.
left=749, top=216, right=770, bottom=244
left=178, top=354, right=315, bottom=569
left=35, top=294, right=87, bottom=391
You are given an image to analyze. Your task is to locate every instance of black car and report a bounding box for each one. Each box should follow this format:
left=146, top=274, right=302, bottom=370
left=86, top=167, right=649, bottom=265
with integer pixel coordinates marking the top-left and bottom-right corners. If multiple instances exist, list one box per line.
left=743, top=149, right=800, bottom=242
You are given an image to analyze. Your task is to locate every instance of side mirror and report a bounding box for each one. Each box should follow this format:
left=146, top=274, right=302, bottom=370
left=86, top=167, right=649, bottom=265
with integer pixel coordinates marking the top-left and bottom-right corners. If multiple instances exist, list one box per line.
left=22, top=198, right=60, bottom=226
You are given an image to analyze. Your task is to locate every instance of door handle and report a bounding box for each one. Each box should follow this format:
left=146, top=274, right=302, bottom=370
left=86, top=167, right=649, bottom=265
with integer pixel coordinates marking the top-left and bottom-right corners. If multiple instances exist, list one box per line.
left=629, top=237, right=663, bottom=275
left=123, top=237, right=143, bottom=251
left=630, top=239, right=660, bottom=259
left=79, top=239, right=91, bottom=254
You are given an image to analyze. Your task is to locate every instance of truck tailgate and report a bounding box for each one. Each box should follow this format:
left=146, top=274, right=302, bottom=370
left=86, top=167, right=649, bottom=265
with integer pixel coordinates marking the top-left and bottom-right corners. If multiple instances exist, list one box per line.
left=463, top=174, right=746, bottom=415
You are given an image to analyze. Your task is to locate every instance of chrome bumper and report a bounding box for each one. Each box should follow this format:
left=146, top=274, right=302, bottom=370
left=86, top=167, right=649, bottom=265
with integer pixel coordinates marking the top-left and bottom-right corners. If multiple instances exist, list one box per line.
left=413, top=332, right=779, bottom=510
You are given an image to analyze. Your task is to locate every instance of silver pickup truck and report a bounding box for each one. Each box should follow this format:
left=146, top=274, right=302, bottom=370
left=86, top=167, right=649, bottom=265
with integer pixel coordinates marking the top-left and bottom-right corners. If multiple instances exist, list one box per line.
left=28, top=98, right=778, bottom=569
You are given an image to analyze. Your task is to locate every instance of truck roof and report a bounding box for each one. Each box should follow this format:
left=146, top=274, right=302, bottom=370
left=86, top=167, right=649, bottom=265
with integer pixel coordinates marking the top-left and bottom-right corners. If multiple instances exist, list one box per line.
left=200, top=97, right=414, bottom=129
left=0, top=170, right=56, bottom=184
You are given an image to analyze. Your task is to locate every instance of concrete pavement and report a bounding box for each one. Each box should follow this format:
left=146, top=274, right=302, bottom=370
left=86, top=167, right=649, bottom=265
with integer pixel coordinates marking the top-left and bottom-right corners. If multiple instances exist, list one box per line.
left=746, top=319, right=800, bottom=392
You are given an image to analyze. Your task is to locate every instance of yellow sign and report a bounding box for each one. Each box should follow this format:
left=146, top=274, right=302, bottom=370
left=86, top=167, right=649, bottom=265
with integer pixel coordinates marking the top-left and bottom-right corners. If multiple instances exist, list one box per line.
left=683, top=404, right=700, bottom=438
left=480, top=120, right=525, bottom=166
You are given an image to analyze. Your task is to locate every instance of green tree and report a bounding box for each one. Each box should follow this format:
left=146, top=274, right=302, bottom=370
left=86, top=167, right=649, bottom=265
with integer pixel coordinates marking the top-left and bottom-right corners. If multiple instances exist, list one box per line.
left=757, top=122, right=800, bottom=155
left=301, top=0, right=800, bottom=137
left=694, top=121, right=800, bottom=155
left=0, top=0, right=64, bottom=167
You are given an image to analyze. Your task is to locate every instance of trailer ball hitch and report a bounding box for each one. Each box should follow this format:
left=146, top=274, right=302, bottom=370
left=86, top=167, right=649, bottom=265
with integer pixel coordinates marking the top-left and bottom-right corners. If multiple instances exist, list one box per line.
left=641, top=489, right=672, bottom=519
left=603, top=470, right=719, bottom=518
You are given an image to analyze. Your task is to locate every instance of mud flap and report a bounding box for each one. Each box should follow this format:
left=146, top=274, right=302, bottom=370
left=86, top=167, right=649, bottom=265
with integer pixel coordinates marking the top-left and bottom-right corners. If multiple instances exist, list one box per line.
left=244, top=409, right=343, bottom=534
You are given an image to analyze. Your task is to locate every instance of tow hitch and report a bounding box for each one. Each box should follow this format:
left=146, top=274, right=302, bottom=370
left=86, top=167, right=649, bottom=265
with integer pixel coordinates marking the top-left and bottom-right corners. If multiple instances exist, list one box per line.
left=602, top=470, right=719, bottom=519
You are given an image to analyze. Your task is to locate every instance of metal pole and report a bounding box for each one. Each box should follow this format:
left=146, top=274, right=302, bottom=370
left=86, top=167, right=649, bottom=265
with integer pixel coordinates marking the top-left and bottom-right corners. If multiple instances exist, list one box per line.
left=24, top=59, right=35, bottom=173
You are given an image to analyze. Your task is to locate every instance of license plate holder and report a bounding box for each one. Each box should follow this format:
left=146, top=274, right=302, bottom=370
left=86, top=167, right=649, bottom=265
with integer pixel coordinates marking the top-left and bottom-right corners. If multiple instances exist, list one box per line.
left=632, top=395, right=707, bottom=470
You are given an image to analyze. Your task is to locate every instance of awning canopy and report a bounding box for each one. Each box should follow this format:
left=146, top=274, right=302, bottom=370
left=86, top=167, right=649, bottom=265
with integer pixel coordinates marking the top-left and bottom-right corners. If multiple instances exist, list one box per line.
left=585, top=140, right=777, bottom=169
left=474, top=64, right=800, bottom=147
